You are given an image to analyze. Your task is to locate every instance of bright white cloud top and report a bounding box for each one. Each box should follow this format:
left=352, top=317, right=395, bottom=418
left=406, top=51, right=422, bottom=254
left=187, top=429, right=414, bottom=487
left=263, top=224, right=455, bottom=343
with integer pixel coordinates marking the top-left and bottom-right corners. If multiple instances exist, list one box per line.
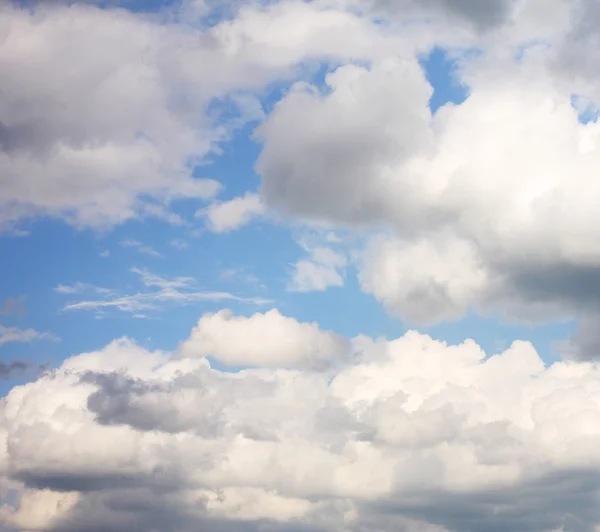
left=3, top=0, right=600, bottom=530
left=179, top=309, right=348, bottom=368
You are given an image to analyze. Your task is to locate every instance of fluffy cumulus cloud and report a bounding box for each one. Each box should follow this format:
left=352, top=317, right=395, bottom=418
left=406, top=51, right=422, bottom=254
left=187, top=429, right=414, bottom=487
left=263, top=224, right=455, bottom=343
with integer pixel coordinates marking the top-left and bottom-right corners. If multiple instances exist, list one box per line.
left=3, top=317, right=600, bottom=531
left=359, top=234, right=489, bottom=324
left=255, top=0, right=600, bottom=336
left=179, top=308, right=348, bottom=368
left=288, top=246, right=348, bottom=293
left=0, top=0, right=406, bottom=231
left=200, top=193, right=265, bottom=233
left=0, top=3, right=214, bottom=229
left=256, top=57, right=435, bottom=226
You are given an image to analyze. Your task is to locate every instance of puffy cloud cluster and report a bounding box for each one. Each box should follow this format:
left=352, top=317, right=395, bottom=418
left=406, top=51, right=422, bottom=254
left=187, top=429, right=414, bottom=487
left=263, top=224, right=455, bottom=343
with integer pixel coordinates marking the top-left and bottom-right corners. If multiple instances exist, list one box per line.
left=0, top=0, right=406, bottom=231
left=2, top=311, right=600, bottom=530
left=4, top=0, right=579, bottom=232
left=254, top=1, right=600, bottom=347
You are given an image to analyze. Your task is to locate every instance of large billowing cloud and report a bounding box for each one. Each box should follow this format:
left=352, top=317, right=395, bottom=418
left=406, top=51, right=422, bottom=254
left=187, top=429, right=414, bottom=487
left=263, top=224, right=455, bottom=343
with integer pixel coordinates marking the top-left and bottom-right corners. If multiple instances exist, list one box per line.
left=2, top=315, right=600, bottom=531
left=0, top=0, right=407, bottom=230
left=2, top=0, right=568, bottom=231
left=255, top=5, right=600, bottom=336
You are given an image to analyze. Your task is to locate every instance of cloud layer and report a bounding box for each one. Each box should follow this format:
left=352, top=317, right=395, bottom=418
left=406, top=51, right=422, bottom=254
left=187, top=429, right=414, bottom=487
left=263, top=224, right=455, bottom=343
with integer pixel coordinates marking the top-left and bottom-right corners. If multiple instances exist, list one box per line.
left=2, top=315, right=600, bottom=531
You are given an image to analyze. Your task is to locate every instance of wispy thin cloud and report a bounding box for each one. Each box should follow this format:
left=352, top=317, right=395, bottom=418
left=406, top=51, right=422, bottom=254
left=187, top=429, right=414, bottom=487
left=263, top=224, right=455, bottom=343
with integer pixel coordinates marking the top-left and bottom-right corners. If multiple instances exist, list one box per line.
left=63, top=289, right=270, bottom=314
left=55, top=282, right=115, bottom=296
left=119, top=239, right=162, bottom=257
left=219, top=267, right=265, bottom=288
left=130, top=267, right=195, bottom=290
left=59, top=268, right=272, bottom=316
left=139, top=203, right=187, bottom=227
left=0, top=325, right=59, bottom=345
left=170, top=239, right=189, bottom=250
left=0, top=296, right=26, bottom=316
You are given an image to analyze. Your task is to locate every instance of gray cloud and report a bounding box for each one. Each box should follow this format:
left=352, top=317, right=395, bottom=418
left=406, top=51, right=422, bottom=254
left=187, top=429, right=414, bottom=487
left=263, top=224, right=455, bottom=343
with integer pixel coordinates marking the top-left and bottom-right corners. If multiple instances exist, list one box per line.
left=369, top=0, right=515, bottom=30
left=82, top=369, right=279, bottom=439
left=51, top=487, right=328, bottom=532
left=554, top=0, right=600, bottom=88
left=555, top=315, right=600, bottom=361
left=0, top=360, right=28, bottom=379
left=83, top=371, right=225, bottom=436
left=37, top=469, right=600, bottom=532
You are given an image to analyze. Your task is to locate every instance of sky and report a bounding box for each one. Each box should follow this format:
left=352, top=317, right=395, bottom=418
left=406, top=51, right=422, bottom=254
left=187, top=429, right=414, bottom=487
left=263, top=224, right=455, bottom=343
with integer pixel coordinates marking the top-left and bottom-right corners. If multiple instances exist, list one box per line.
left=1, top=0, right=600, bottom=530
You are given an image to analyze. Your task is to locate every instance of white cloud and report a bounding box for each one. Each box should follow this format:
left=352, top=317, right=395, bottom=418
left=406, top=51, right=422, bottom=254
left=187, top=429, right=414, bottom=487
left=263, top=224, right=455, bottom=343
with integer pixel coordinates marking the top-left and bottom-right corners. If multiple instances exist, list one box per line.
left=119, top=239, right=162, bottom=257
left=288, top=246, right=347, bottom=293
left=179, top=308, right=348, bottom=368
left=63, top=289, right=270, bottom=314
left=255, top=39, right=600, bottom=328
left=54, top=282, right=115, bottom=295
left=0, top=3, right=220, bottom=230
left=0, top=0, right=415, bottom=232
left=170, top=239, right=189, bottom=250
left=130, top=267, right=195, bottom=290
left=199, top=193, right=265, bottom=233
left=219, top=267, right=264, bottom=288
left=256, top=57, right=434, bottom=226
left=0, top=488, right=79, bottom=531
left=3, top=323, right=600, bottom=530
left=139, top=203, right=187, bottom=227
left=0, top=325, right=58, bottom=345
left=359, top=233, right=489, bottom=324
left=59, top=268, right=271, bottom=316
